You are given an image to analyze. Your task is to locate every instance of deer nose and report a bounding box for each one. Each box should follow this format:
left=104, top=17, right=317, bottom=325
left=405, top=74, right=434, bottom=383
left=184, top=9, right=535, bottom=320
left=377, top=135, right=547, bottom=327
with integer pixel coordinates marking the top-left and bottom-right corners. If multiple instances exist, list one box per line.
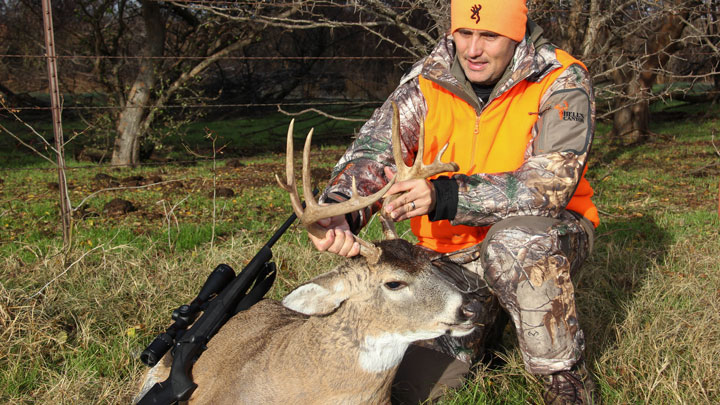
left=459, top=301, right=480, bottom=322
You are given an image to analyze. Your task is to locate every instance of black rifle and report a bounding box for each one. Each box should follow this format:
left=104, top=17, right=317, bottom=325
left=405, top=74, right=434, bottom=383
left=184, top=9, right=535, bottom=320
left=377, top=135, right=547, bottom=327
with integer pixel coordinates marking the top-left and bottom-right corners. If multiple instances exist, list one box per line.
left=137, top=211, right=300, bottom=404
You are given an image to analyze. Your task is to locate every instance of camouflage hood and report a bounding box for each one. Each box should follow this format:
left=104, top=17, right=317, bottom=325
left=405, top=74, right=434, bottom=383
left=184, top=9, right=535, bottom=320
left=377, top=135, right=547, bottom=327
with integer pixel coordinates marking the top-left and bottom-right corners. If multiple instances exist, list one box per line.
left=401, top=20, right=561, bottom=112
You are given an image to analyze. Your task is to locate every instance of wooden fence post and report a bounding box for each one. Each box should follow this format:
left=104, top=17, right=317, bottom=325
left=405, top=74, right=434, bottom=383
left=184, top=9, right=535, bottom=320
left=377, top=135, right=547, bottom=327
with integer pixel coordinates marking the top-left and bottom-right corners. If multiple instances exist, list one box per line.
left=41, top=0, right=72, bottom=247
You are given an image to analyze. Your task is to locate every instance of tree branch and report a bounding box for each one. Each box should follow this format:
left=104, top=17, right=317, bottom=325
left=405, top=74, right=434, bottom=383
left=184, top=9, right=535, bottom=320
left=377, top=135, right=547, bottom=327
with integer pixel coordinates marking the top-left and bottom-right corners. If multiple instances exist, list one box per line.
left=277, top=105, right=366, bottom=122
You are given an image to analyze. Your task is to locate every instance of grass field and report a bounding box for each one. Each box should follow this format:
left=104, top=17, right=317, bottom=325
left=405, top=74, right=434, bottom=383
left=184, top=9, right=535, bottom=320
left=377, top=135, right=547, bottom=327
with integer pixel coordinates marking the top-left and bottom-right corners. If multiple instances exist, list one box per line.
left=1, top=101, right=719, bottom=404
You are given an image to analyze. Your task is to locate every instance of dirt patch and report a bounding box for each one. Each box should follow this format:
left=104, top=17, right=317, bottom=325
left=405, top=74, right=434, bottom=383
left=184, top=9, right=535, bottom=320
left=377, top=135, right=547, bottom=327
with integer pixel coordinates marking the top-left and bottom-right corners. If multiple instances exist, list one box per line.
left=225, top=159, right=246, bottom=168
left=104, top=198, right=137, bottom=216
left=211, top=187, right=235, bottom=198
left=220, top=162, right=283, bottom=190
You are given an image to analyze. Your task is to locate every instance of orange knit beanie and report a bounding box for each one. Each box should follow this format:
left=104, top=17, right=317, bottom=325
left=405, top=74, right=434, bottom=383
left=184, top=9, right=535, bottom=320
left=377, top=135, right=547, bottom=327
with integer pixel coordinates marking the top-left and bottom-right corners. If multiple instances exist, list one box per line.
left=451, top=0, right=528, bottom=42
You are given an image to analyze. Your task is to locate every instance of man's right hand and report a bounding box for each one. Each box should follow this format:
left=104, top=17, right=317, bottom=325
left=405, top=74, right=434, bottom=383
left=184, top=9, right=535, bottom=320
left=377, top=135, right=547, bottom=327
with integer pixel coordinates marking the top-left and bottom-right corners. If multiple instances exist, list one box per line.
left=308, top=215, right=361, bottom=257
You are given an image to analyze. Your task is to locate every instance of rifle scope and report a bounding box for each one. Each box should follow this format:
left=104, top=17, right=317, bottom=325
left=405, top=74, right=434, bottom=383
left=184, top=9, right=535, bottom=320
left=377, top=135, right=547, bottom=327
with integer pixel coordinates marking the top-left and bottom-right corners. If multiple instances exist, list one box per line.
left=140, top=264, right=236, bottom=367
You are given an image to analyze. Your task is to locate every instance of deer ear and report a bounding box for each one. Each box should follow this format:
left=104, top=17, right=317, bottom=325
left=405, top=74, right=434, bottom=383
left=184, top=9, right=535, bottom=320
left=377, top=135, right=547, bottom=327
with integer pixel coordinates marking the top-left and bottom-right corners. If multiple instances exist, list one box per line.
left=282, top=271, right=349, bottom=316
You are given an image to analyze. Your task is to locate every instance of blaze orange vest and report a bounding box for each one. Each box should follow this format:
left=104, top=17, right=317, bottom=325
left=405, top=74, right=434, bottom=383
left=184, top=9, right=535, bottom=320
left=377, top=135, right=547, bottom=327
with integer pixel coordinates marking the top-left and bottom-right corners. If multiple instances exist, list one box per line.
left=411, top=49, right=599, bottom=253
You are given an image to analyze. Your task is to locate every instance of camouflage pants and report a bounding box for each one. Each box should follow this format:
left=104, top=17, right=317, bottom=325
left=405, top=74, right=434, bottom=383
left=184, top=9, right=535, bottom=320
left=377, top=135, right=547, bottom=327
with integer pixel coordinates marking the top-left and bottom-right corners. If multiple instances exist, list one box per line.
left=419, top=211, right=594, bottom=375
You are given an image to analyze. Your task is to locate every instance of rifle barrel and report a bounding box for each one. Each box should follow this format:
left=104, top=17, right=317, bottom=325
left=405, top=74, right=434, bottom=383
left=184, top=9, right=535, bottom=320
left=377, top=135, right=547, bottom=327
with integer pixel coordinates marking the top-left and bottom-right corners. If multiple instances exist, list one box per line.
left=265, top=212, right=298, bottom=248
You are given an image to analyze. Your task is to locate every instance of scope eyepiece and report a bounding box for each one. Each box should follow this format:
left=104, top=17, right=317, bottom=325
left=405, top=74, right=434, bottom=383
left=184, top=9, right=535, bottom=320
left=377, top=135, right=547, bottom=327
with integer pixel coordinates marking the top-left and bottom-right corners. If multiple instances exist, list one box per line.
left=140, top=332, right=174, bottom=367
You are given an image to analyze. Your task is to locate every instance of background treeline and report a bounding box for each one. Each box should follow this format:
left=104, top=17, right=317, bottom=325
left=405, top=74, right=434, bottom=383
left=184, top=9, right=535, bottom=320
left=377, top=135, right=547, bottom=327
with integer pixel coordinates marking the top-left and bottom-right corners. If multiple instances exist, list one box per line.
left=1, top=0, right=719, bottom=166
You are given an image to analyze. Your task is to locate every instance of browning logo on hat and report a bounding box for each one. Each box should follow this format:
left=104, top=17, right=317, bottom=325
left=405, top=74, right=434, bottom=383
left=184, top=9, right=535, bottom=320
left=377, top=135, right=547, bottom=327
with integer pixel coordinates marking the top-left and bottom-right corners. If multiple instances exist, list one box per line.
left=451, top=0, right=528, bottom=42
left=470, top=4, right=482, bottom=23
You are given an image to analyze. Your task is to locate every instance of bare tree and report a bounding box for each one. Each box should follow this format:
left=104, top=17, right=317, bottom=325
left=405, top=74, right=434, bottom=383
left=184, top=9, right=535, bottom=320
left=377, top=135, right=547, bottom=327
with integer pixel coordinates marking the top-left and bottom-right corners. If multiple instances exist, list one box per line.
left=532, top=0, right=719, bottom=144
left=603, top=1, right=693, bottom=143
left=111, top=0, right=165, bottom=166
left=187, top=0, right=448, bottom=59
left=108, top=1, right=336, bottom=166
left=110, top=1, right=266, bottom=166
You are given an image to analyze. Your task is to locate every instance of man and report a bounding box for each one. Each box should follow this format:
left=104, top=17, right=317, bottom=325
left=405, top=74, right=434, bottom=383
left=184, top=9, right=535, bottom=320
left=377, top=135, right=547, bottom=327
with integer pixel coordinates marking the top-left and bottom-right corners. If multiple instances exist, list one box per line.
left=309, top=1, right=599, bottom=403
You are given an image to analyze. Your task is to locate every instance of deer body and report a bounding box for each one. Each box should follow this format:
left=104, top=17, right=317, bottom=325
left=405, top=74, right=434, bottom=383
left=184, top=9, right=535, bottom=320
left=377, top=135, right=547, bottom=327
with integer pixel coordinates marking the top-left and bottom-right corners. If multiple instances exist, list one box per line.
left=136, top=240, right=476, bottom=404
left=192, top=301, right=399, bottom=404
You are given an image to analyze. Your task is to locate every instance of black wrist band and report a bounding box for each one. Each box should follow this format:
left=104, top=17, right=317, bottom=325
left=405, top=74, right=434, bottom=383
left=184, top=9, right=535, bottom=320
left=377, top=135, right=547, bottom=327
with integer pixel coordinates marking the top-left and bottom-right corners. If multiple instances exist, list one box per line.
left=428, top=176, right=458, bottom=221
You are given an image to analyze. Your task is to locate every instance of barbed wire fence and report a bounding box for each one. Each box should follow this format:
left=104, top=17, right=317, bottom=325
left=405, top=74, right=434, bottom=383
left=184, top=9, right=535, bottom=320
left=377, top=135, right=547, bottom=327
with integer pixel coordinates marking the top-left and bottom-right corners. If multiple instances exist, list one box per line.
left=1, top=0, right=719, bottom=250
left=0, top=3, right=400, bottom=249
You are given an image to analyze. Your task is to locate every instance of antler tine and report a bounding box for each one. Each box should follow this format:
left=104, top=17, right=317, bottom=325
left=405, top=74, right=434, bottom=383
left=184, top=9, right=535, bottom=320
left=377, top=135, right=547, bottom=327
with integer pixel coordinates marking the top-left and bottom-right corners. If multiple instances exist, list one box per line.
left=380, top=102, right=459, bottom=239
left=379, top=102, right=405, bottom=240
left=391, top=101, right=405, bottom=175
left=276, top=120, right=395, bottom=263
left=298, top=131, right=396, bottom=226
left=391, top=102, right=458, bottom=181
left=411, top=121, right=458, bottom=178
left=301, top=126, right=318, bottom=214
left=275, top=119, right=305, bottom=217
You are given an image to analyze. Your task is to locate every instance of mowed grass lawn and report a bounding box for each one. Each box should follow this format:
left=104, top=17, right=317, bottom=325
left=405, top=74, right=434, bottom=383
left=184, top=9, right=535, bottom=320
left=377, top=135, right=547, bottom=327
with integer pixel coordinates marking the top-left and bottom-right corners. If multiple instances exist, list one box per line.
left=1, top=102, right=719, bottom=404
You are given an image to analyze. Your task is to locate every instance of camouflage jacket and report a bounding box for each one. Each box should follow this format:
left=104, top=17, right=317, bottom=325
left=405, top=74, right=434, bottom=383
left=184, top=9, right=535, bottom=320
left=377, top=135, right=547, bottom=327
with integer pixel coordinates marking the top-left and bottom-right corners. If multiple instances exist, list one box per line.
left=323, top=22, right=596, bottom=235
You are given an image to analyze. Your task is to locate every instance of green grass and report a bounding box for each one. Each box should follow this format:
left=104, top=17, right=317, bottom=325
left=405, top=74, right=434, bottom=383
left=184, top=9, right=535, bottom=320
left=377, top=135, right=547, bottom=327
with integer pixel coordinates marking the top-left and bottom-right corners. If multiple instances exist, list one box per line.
left=180, top=106, right=373, bottom=154
left=0, top=106, right=376, bottom=167
left=1, top=99, right=719, bottom=404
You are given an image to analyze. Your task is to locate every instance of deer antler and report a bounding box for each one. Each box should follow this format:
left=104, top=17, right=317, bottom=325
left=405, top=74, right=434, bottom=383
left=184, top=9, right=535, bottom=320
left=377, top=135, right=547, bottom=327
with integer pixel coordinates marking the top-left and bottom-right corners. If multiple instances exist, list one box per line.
left=379, top=102, right=459, bottom=239
left=275, top=119, right=395, bottom=263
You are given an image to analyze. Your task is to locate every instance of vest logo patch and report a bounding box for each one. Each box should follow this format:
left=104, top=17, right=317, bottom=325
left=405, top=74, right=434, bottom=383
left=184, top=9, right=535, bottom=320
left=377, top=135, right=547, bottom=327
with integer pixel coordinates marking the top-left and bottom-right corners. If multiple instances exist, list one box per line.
left=554, top=101, right=585, bottom=123
left=470, top=4, right=482, bottom=23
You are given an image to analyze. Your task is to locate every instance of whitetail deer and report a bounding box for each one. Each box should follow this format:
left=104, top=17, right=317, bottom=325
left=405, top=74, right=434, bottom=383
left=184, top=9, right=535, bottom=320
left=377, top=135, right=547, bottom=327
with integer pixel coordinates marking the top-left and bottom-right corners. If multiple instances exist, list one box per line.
left=135, top=103, right=470, bottom=404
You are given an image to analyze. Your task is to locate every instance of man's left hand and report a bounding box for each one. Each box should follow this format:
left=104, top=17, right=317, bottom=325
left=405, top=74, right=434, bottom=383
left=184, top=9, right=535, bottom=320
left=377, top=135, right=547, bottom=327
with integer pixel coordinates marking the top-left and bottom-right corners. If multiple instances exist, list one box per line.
left=382, top=166, right=436, bottom=221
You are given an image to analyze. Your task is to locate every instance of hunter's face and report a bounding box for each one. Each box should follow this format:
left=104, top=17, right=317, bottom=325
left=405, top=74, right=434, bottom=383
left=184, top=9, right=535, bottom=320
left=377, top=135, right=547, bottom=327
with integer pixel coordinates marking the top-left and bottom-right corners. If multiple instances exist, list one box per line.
left=453, top=28, right=517, bottom=86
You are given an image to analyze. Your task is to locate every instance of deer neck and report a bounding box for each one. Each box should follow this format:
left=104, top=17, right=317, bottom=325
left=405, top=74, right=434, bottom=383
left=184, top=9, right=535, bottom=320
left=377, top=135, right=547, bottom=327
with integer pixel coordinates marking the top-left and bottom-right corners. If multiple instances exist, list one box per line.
left=288, top=304, right=402, bottom=402
left=304, top=302, right=412, bottom=374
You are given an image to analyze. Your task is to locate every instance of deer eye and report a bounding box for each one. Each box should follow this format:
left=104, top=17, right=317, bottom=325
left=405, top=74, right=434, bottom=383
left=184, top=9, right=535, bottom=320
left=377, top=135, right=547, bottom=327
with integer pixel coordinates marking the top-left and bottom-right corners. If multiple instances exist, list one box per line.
left=383, top=281, right=407, bottom=291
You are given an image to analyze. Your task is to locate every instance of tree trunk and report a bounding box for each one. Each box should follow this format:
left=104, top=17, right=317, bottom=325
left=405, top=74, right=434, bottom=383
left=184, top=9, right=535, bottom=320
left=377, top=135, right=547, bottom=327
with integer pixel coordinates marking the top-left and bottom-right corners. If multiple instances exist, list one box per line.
left=111, top=0, right=165, bottom=167
left=609, top=65, right=654, bottom=145
left=564, top=0, right=586, bottom=55
left=609, top=3, right=688, bottom=145
left=609, top=77, right=651, bottom=144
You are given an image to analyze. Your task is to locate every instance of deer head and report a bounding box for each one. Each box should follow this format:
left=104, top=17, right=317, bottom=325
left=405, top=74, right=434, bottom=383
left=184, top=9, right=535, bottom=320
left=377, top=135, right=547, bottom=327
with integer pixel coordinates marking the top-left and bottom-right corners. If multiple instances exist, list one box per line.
left=282, top=238, right=479, bottom=348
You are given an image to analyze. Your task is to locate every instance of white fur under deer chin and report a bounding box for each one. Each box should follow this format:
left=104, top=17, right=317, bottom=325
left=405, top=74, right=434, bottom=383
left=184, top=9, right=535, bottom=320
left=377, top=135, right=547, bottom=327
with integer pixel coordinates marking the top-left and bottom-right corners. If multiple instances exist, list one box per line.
left=359, top=332, right=431, bottom=373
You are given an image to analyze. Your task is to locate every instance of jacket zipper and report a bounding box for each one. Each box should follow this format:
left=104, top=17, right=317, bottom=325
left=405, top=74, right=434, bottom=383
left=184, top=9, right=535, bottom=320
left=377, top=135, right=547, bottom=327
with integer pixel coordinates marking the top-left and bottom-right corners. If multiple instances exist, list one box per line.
left=470, top=112, right=481, bottom=170
left=427, top=70, right=537, bottom=172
